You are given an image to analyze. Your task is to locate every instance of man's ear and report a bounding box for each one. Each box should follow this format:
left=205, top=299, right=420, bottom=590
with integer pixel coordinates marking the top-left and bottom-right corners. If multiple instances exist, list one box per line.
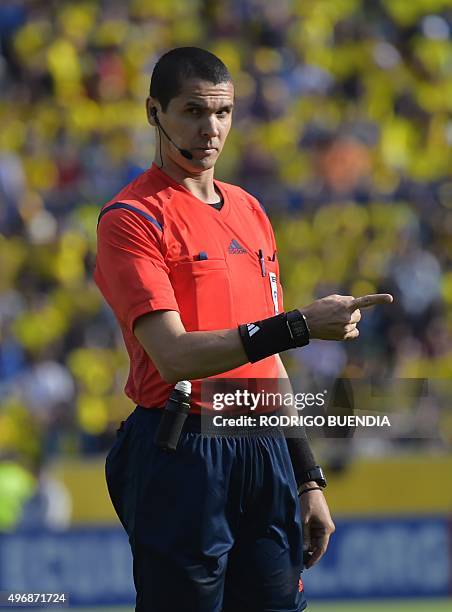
left=146, top=97, right=159, bottom=126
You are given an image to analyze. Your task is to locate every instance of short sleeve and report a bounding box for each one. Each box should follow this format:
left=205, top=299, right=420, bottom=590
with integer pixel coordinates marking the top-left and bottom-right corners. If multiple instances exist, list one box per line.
left=94, top=206, right=179, bottom=332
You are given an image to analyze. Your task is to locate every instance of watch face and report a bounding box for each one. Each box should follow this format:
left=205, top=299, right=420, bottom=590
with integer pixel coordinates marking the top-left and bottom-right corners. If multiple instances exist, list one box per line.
left=293, top=321, right=307, bottom=337
left=288, top=311, right=310, bottom=345
left=309, top=467, right=327, bottom=487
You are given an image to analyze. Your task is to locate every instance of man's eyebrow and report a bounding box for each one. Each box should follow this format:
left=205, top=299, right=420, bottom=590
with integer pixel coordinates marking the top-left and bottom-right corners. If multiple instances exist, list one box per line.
left=183, top=101, right=234, bottom=110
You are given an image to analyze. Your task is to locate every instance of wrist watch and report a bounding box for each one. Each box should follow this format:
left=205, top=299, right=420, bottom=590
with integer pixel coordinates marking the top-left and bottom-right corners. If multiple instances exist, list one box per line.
left=286, top=309, right=310, bottom=347
left=297, top=466, right=327, bottom=491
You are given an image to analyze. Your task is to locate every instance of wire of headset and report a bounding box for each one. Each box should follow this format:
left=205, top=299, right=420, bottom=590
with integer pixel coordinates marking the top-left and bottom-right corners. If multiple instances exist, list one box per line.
left=151, top=107, right=193, bottom=164
left=157, top=120, right=164, bottom=169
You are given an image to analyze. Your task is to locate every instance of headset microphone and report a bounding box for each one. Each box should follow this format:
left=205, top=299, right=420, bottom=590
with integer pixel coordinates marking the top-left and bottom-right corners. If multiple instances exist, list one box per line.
left=151, top=107, right=193, bottom=160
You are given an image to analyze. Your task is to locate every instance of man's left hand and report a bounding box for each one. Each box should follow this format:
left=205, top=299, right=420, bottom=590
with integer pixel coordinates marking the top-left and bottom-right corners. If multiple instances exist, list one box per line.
left=299, top=485, right=335, bottom=569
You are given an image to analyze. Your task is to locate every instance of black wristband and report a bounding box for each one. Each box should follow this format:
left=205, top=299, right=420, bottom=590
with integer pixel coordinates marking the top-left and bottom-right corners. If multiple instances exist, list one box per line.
left=238, top=310, right=309, bottom=364
left=286, top=437, right=317, bottom=487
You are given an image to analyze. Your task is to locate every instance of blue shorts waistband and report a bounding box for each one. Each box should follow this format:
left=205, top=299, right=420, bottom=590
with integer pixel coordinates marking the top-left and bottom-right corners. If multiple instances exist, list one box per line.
left=135, top=406, right=285, bottom=437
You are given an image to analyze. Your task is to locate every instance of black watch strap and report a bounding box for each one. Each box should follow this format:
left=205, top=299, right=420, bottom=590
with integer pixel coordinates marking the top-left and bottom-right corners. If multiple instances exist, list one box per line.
left=297, top=465, right=327, bottom=490
left=286, top=309, right=310, bottom=347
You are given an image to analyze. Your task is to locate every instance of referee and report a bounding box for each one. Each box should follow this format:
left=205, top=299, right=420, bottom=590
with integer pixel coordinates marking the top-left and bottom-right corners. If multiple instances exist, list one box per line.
left=94, top=47, right=393, bottom=612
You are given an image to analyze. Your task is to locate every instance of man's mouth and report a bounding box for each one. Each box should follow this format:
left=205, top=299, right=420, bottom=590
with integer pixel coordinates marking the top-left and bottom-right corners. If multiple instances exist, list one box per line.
left=194, top=147, right=218, bottom=157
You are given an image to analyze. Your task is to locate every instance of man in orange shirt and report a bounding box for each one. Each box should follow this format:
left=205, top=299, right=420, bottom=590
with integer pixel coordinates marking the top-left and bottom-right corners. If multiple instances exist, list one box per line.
left=95, top=47, right=392, bottom=612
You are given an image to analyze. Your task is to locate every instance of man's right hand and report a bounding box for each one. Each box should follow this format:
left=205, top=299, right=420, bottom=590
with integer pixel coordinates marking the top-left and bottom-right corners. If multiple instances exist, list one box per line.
left=301, top=294, right=393, bottom=341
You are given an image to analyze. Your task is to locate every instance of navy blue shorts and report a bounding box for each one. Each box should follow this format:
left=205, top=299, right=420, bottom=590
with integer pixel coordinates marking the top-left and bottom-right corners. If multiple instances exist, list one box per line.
left=106, top=407, right=307, bottom=612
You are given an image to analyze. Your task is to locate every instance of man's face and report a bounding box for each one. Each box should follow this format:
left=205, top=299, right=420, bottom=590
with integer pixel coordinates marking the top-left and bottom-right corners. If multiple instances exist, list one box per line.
left=147, top=78, right=234, bottom=172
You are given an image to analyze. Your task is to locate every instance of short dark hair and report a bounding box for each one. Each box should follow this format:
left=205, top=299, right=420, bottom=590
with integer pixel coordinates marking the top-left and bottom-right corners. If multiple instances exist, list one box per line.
left=149, top=47, right=232, bottom=112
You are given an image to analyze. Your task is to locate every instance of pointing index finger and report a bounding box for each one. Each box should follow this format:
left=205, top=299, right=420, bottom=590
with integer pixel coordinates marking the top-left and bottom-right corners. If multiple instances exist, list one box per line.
left=349, top=294, right=393, bottom=311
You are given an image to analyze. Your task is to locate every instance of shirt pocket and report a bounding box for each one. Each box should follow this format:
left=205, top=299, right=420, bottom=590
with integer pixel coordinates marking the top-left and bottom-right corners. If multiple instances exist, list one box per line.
left=170, top=258, right=235, bottom=331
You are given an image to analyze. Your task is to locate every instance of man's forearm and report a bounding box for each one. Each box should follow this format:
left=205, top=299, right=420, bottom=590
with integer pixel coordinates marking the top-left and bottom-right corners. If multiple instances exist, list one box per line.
left=159, top=328, right=249, bottom=383
left=134, top=311, right=250, bottom=383
left=274, top=353, right=297, bottom=417
left=135, top=309, right=311, bottom=384
left=136, top=309, right=309, bottom=389
left=275, top=354, right=318, bottom=489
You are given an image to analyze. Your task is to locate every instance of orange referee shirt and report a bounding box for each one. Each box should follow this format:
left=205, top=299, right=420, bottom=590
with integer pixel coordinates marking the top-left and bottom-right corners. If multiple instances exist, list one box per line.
left=94, top=163, right=284, bottom=412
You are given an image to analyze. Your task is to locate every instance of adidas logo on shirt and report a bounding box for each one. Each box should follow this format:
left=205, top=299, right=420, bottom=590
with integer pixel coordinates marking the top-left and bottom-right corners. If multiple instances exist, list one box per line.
left=228, top=239, right=247, bottom=254
left=247, top=323, right=260, bottom=337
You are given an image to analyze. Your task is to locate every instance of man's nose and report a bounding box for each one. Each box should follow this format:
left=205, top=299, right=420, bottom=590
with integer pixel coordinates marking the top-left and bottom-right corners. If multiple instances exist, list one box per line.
left=201, top=115, right=220, bottom=138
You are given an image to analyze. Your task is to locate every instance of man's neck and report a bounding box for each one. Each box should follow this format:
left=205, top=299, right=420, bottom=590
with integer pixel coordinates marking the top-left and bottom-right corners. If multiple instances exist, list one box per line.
left=154, top=155, right=218, bottom=203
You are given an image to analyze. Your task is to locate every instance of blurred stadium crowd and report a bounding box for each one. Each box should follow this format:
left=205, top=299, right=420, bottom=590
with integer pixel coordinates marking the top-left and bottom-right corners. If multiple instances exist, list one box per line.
left=1, top=0, right=451, bottom=525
